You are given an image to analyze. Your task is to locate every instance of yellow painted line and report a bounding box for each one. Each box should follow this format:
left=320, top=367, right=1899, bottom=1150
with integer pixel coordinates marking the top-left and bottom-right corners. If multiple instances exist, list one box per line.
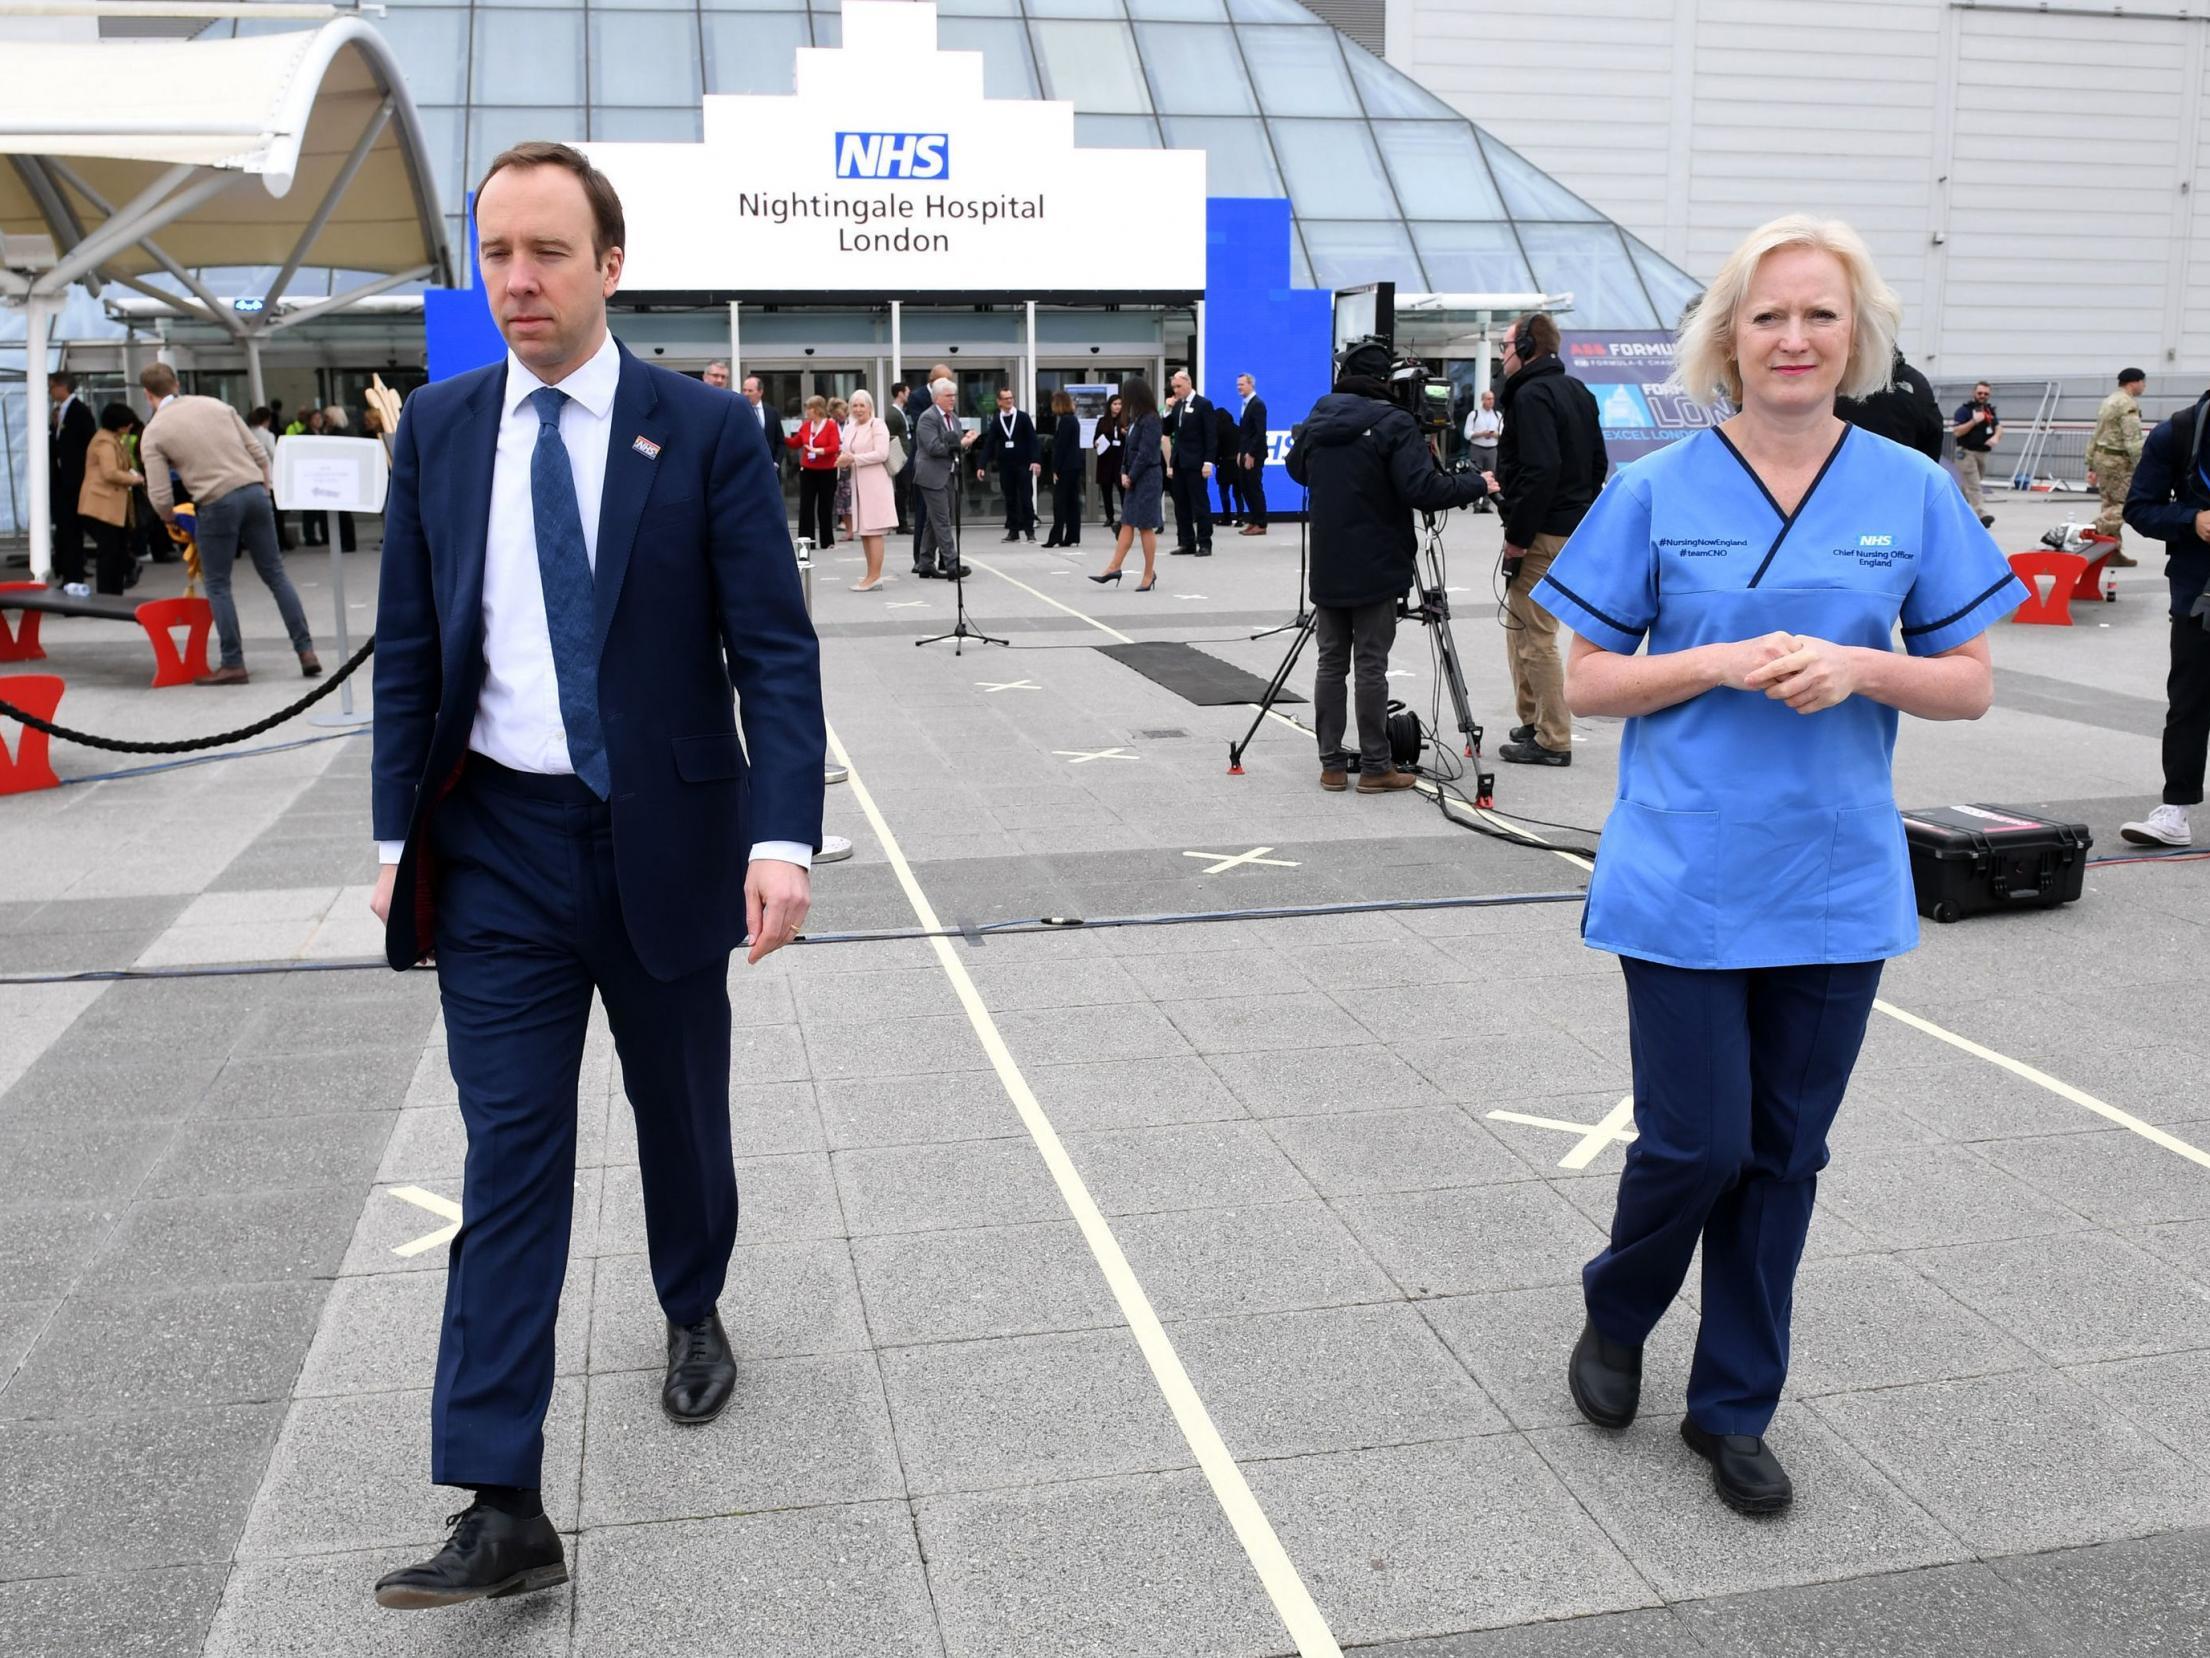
left=1872, top=999, right=2210, bottom=1171
left=388, top=1185, right=462, bottom=1257
left=968, top=555, right=1134, bottom=644
left=823, top=719, right=1344, bottom=1658
left=1557, top=1094, right=1639, bottom=1172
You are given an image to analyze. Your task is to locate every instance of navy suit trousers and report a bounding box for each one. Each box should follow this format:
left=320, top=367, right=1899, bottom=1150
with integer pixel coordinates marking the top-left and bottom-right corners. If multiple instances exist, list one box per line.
left=1583, top=955, right=1882, bottom=1436
left=429, top=758, right=735, bottom=1488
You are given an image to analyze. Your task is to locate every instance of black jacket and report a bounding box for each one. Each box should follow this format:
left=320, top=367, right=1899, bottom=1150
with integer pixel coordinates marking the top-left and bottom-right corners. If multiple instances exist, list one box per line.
left=981, top=408, right=1039, bottom=470
left=1497, top=356, right=1607, bottom=548
left=51, top=394, right=95, bottom=498
left=1166, top=393, right=1216, bottom=467
left=1046, top=412, right=1083, bottom=484
left=1838, top=353, right=1944, bottom=463
left=2123, top=390, right=2210, bottom=618
left=1285, top=392, right=1486, bottom=608
left=1238, top=395, right=1269, bottom=462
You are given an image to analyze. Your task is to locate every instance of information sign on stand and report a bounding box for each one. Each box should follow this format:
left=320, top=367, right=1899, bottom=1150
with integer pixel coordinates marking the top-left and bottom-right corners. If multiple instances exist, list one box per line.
left=274, top=436, right=389, bottom=727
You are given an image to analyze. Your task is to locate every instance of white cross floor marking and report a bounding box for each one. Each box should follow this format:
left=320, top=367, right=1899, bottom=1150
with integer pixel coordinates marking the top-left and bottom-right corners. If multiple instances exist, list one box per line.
left=977, top=679, right=1040, bottom=693
left=1487, top=1096, right=1638, bottom=1169
left=888, top=600, right=929, bottom=609
left=1055, top=747, right=1137, bottom=763
left=389, top=1185, right=462, bottom=1256
left=1182, top=847, right=1299, bottom=875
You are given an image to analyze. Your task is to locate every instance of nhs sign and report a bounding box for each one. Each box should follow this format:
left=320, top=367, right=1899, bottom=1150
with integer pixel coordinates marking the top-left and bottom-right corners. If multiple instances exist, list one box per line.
left=833, top=132, right=949, bottom=180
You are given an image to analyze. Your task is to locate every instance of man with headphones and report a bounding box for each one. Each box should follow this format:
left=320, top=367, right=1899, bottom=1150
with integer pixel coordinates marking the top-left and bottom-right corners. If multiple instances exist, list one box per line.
left=2119, top=386, right=2210, bottom=848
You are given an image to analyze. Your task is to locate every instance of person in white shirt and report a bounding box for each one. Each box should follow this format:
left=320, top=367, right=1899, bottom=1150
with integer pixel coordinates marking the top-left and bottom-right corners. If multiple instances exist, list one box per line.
left=1464, top=389, right=1503, bottom=514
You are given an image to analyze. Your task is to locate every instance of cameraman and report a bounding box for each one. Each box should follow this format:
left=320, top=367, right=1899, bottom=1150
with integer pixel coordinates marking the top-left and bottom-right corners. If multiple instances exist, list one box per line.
left=1496, top=311, right=1607, bottom=768
left=2118, top=386, right=2210, bottom=848
left=1285, top=339, right=1489, bottom=794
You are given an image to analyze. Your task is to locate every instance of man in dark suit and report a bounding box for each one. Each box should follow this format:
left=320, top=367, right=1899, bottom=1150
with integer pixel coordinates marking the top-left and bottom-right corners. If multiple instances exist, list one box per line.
left=886, top=381, right=914, bottom=533
left=740, top=372, right=786, bottom=484
left=979, top=385, right=1040, bottom=541
left=1164, top=368, right=1217, bottom=556
left=1235, top=372, right=1270, bottom=534
left=48, top=373, right=96, bottom=592
left=366, top=140, right=823, bottom=1610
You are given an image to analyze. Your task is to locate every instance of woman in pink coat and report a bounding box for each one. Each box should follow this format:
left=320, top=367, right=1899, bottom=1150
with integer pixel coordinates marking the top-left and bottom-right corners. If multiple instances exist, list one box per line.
left=840, top=388, right=899, bottom=591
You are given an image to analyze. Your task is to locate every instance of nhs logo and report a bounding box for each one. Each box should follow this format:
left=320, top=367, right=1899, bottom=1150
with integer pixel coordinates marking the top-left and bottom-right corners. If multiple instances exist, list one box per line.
left=1859, top=534, right=1893, bottom=547
left=834, top=132, right=950, bottom=180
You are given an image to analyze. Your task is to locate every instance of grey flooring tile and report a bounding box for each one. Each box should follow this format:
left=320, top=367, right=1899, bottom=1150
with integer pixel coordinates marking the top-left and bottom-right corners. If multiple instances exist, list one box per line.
left=295, top=1259, right=589, bottom=1398
left=197, top=1047, right=420, bottom=1118
left=1418, top=1286, right=1700, bottom=1434
left=1026, top=1055, right=1249, bottom=1133
left=1980, top=1128, right=2210, bottom=1228
left=1282, top=937, right=1474, bottom=991
left=0, top=1116, right=176, bottom=1201
left=0, top=1206, right=112, bottom=1300
left=1062, top=1119, right=1317, bottom=1215
left=1114, top=1199, right=1400, bottom=1320
left=1176, top=1302, right=1505, bottom=1459
left=1162, top=991, right=1377, bottom=1054
left=1993, top=1525, right=2210, bottom=1658
left=1810, top=1367, right=2210, bottom=1555
left=1673, top=1562, right=2066, bottom=1658
left=204, top=1546, right=572, bottom=1657
left=573, top=1504, right=941, bottom=1658
left=1784, top=1254, right=2034, bottom=1397
left=881, top=1327, right=1189, bottom=1495
left=1529, top=1413, right=1969, bottom=1603
left=1396, top=1032, right=1628, bottom=1104
left=850, top=1219, right=1120, bottom=1347
left=2065, top=1348, right=2210, bottom=1471
left=2132, top=1217, right=2210, bottom=1288
left=914, top=1469, right=1286, bottom=1658
left=1337, top=1182, right=1608, bottom=1300
left=728, top=1022, right=811, bottom=1084
left=1265, top=1106, right=1540, bottom=1197
left=79, top=1185, right=358, bottom=1296
left=0, top=1402, right=285, bottom=1576
left=1117, top=947, right=1317, bottom=1001
left=814, top=1070, right=1023, bottom=1150
left=832, top=1137, right=1060, bottom=1236
left=238, top=1380, right=585, bottom=1559
left=790, top=966, right=963, bottom=1024
left=0, top=1057, right=222, bottom=1124
left=992, top=1003, right=1194, bottom=1065
left=727, top=1080, right=828, bottom=1157
left=588, top=1240, right=868, bottom=1369
left=1202, top=1044, right=1452, bottom=1118
left=803, top=1014, right=989, bottom=1080
left=1244, top=1436, right=1656, bottom=1645
left=2, top=1282, right=326, bottom=1420
left=374, top=1106, right=465, bottom=1183
left=1905, top=1230, right=2210, bottom=1367
left=141, top=1110, right=395, bottom=1197
left=0, top=1298, right=55, bottom=1383
left=0, top=1563, right=230, bottom=1658
left=1817, top=1145, right=2092, bottom=1250
left=579, top=1352, right=903, bottom=1525
left=1350, top=1609, right=1707, bottom=1658
left=1864, top=1056, right=2109, bottom=1143
left=598, top=1154, right=843, bottom=1255
left=961, top=953, right=1149, bottom=1010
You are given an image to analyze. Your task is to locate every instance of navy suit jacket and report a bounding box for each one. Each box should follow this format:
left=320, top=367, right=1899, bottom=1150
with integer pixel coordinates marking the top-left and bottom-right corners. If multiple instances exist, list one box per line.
left=372, top=341, right=825, bottom=980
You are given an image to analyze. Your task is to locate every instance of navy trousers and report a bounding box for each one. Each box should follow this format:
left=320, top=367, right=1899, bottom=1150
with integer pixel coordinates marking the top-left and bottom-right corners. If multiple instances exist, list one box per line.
left=1584, top=955, right=1882, bottom=1436
left=429, top=759, right=736, bottom=1488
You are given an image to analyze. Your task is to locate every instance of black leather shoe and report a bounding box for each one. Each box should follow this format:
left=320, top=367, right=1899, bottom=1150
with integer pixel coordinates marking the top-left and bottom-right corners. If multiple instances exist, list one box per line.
left=1499, top=738, right=1571, bottom=767
left=373, top=1501, right=566, bottom=1609
left=1567, top=1318, right=1642, bottom=1429
left=1680, top=1417, right=1793, bottom=1515
left=1509, top=724, right=1535, bottom=744
left=663, top=1310, right=737, bottom=1424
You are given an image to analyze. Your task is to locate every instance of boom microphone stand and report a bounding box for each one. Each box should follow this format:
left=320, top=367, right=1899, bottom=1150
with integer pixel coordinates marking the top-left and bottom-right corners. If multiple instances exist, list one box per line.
left=916, top=465, right=1006, bottom=656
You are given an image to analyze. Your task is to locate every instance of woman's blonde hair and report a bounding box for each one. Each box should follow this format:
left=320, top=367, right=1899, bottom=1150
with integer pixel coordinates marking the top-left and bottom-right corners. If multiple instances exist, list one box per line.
left=1674, top=215, right=1900, bottom=407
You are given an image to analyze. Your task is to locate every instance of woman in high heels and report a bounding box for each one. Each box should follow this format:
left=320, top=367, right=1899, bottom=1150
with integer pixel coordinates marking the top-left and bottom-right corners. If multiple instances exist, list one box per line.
left=1092, top=377, right=1162, bottom=591
left=841, top=389, right=897, bottom=590
left=1094, top=393, right=1125, bottom=531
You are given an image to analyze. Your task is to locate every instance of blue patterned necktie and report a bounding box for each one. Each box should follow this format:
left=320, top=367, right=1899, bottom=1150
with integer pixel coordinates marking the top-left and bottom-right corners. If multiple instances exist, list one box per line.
left=528, top=386, right=610, bottom=799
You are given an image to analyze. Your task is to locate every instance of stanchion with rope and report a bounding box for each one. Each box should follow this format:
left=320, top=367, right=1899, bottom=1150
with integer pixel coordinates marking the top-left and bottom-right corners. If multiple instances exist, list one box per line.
left=793, top=535, right=853, bottom=862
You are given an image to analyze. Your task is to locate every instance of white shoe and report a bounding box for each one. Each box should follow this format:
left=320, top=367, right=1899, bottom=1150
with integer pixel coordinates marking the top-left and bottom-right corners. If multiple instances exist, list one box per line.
left=2120, top=804, right=2192, bottom=847
left=60, top=581, right=91, bottom=598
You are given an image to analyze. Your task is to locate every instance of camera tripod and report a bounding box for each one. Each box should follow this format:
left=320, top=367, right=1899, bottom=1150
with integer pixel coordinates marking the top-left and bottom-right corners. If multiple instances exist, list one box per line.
left=1249, top=487, right=1313, bottom=643
left=916, top=473, right=1006, bottom=656
left=1227, top=509, right=1493, bottom=807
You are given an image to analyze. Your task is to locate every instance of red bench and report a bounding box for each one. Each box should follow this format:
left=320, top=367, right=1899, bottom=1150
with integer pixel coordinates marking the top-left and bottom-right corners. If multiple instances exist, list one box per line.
left=0, top=582, right=214, bottom=687
left=0, top=674, right=65, bottom=795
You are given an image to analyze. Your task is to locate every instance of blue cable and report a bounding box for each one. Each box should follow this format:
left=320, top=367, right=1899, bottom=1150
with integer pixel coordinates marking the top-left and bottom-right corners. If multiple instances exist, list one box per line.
left=57, top=726, right=367, bottom=786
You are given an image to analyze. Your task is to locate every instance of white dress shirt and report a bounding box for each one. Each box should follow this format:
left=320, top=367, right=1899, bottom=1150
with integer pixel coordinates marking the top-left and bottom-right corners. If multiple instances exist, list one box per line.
left=1465, top=407, right=1503, bottom=444
left=377, top=331, right=808, bottom=870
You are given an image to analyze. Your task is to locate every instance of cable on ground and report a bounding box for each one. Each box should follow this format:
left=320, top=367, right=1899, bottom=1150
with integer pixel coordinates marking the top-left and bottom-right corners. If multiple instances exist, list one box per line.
left=0, top=637, right=375, bottom=754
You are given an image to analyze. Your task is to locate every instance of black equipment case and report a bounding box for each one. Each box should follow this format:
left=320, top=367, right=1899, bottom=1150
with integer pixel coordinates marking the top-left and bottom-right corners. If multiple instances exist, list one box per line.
left=1899, top=804, right=2092, bottom=924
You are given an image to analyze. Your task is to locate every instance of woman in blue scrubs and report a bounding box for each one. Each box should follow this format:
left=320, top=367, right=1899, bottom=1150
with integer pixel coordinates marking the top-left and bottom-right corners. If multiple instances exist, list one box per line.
left=1535, top=216, right=2025, bottom=1516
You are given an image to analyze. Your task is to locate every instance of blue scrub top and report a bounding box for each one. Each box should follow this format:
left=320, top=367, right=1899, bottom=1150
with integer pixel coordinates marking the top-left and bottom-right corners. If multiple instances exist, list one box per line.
left=1534, top=425, right=2027, bottom=971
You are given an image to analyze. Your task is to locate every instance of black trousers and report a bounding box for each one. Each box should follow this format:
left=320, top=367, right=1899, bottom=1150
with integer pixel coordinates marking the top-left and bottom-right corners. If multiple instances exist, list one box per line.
left=1242, top=460, right=1268, bottom=528
left=892, top=466, right=912, bottom=530
left=998, top=463, right=1036, bottom=534
left=52, top=506, right=86, bottom=584
left=1098, top=474, right=1119, bottom=525
left=797, top=469, right=837, bottom=548
left=1169, top=466, right=1213, bottom=551
left=2165, top=613, right=2210, bottom=806
left=1216, top=467, right=1240, bottom=520
left=1314, top=600, right=1398, bottom=768
left=89, top=518, right=135, bottom=595
left=1049, top=471, right=1083, bottom=544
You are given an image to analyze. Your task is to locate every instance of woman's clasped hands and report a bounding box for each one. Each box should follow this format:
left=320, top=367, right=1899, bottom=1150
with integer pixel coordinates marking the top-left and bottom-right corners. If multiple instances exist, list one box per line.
left=1720, top=631, right=1861, bottom=713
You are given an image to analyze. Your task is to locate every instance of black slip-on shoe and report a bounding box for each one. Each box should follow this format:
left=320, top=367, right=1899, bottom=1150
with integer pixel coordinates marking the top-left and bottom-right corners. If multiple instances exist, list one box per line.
left=1508, top=724, right=1535, bottom=744
left=1567, top=1318, right=1642, bottom=1429
left=663, top=1310, right=737, bottom=1424
left=373, top=1502, right=567, bottom=1609
left=1680, top=1417, right=1794, bottom=1515
left=1499, top=738, right=1571, bottom=767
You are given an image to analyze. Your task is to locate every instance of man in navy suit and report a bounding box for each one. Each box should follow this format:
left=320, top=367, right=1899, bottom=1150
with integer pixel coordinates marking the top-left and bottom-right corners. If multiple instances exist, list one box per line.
left=978, top=384, right=1040, bottom=542
left=367, top=141, right=823, bottom=1610
left=1164, top=368, right=1217, bottom=556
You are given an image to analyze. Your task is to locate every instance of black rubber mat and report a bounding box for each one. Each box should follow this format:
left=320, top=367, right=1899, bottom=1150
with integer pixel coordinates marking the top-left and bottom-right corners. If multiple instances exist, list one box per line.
left=1095, top=640, right=1306, bottom=705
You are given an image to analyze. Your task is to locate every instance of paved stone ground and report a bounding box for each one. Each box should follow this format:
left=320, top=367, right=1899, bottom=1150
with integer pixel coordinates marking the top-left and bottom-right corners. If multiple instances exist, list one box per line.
left=1, top=487, right=2206, bottom=1657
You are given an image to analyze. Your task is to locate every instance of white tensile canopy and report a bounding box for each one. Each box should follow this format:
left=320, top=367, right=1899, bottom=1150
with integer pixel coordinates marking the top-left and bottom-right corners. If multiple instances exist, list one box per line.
left=0, top=13, right=454, bottom=577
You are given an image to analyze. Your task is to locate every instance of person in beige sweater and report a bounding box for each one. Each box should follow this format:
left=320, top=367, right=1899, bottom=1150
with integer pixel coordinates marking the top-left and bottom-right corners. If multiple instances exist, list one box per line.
left=76, top=403, right=145, bottom=595
left=138, top=363, right=319, bottom=684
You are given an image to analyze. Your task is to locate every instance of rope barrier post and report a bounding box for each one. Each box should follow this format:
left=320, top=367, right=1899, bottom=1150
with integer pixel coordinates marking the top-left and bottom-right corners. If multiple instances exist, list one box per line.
left=311, top=511, right=370, bottom=728
left=792, top=534, right=852, bottom=862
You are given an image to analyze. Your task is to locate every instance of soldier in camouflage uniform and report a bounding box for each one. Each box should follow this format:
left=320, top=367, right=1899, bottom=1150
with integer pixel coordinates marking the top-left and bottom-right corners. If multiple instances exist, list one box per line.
left=2087, top=368, right=2147, bottom=566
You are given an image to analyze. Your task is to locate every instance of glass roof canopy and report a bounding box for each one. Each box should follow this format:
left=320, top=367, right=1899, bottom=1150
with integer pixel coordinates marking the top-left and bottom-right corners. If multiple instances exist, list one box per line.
left=211, top=0, right=1704, bottom=327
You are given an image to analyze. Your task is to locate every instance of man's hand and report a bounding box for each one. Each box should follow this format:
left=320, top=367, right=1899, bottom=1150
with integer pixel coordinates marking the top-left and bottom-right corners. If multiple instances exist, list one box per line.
left=1744, top=635, right=1860, bottom=713
left=1482, top=472, right=1500, bottom=495
left=960, top=429, right=979, bottom=448
left=744, top=860, right=811, bottom=966
left=1120, top=473, right=1132, bottom=490
left=1714, top=631, right=1801, bottom=693
left=1501, top=541, right=1526, bottom=561
left=370, top=863, right=398, bottom=925
left=976, top=467, right=986, bottom=482
left=1029, top=462, right=1041, bottom=477
left=2195, top=509, right=2210, bottom=544
left=1201, top=462, right=1214, bottom=480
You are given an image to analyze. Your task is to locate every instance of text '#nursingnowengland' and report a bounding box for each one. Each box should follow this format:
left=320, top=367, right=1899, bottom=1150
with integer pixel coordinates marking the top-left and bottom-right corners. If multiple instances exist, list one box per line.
left=732, top=192, right=1045, bottom=252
